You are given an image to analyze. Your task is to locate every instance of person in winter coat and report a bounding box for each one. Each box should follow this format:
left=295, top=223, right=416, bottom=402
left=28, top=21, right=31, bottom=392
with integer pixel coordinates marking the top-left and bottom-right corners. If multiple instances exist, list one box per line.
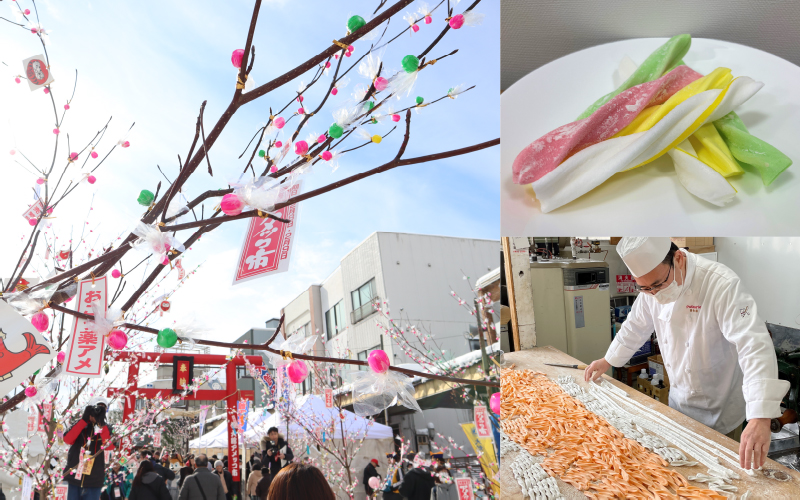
left=246, top=462, right=263, bottom=500
left=398, top=453, right=435, bottom=500
left=177, top=457, right=194, bottom=489
left=363, top=458, right=381, bottom=497
left=128, top=461, right=171, bottom=500
left=214, top=460, right=234, bottom=500
left=431, top=452, right=458, bottom=500
left=63, top=398, right=115, bottom=500
left=105, top=463, right=131, bottom=500
left=260, top=427, right=294, bottom=479
left=254, top=470, right=272, bottom=500
left=140, top=451, right=176, bottom=483
left=382, top=453, right=404, bottom=500
left=178, top=454, right=225, bottom=500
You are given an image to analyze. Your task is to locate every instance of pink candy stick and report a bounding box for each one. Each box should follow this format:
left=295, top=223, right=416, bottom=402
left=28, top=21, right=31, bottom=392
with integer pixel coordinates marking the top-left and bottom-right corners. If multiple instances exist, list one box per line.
left=513, top=65, right=702, bottom=185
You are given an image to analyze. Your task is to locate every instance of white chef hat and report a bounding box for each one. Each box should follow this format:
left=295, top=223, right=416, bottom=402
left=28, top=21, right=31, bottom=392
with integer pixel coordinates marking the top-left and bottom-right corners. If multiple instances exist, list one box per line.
left=616, top=237, right=671, bottom=277
left=89, top=396, right=109, bottom=407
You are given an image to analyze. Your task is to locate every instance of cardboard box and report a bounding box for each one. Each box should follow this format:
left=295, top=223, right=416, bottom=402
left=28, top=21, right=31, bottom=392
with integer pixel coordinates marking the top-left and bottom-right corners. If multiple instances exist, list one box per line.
left=637, top=377, right=652, bottom=396
left=686, top=245, right=715, bottom=254
left=671, top=237, right=714, bottom=248
left=610, top=237, right=623, bottom=245
left=647, top=355, right=670, bottom=386
left=651, top=384, right=669, bottom=404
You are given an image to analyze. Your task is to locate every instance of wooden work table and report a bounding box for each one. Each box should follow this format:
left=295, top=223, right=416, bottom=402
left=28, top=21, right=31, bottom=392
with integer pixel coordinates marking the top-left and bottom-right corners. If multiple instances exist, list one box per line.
left=500, top=346, right=800, bottom=499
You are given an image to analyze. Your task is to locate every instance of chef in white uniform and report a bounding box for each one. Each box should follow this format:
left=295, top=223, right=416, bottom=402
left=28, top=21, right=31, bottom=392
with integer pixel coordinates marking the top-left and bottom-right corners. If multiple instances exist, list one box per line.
left=584, top=237, right=789, bottom=470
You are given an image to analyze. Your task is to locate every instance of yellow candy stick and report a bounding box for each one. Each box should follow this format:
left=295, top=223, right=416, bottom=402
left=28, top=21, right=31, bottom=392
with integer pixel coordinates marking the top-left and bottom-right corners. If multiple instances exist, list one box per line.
left=615, top=68, right=733, bottom=137
left=687, top=123, right=743, bottom=177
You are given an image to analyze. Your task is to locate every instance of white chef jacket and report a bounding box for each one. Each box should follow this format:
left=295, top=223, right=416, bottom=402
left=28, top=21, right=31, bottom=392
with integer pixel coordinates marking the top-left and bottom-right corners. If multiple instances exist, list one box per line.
left=605, top=250, right=789, bottom=434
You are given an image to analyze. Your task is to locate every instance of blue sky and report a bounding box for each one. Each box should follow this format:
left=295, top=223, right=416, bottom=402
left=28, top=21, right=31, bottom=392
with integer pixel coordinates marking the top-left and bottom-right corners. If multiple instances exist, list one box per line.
left=0, top=0, right=499, bottom=345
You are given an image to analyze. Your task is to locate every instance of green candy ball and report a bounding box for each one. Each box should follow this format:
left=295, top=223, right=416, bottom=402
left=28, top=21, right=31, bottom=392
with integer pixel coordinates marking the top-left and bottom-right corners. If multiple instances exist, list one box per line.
left=401, top=55, right=420, bottom=73
left=415, top=96, right=424, bottom=105
left=364, top=101, right=375, bottom=111
left=157, top=328, right=178, bottom=348
left=329, top=123, right=344, bottom=139
left=371, top=118, right=378, bottom=125
left=137, top=190, right=155, bottom=207
left=258, top=149, right=266, bottom=158
left=347, top=15, right=366, bottom=33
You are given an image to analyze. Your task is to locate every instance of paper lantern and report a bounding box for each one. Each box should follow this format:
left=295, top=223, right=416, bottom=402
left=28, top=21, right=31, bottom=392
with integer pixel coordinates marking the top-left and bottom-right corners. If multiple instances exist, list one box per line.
left=287, top=359, right=309, bottom=383
left=220, top=193, right=244, bottom=216
left=490, top=392, right=501, bottom=415
left=108, top=330, right=128, bottom=350
left=31, top=312, right=49, bottom=333
left=157, top=328, right=178, bottom=348
left=367, top=350, right=390, bottom=374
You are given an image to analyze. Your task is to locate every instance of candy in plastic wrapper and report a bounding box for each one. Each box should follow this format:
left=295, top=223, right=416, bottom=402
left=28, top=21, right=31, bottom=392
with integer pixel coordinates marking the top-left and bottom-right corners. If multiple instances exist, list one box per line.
left=350, top=369, right=422, bottom=417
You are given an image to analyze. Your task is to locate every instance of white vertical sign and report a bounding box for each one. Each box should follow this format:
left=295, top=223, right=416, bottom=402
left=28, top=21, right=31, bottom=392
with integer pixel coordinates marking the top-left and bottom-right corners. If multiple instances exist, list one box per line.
left=0, top=301, right=54, bottom=398
left=21, top=476, right=33, bottom=499
left=474, top=405, right=492, bottom=438
left=65, top=277, right=107, bottom=378
left=325, top=388, right=333, bottom=408
left=153, top=431, right=162, bottom=447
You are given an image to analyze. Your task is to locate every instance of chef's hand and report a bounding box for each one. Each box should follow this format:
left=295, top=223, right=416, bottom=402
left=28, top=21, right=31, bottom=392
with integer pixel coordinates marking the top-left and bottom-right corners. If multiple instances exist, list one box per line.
left=739, top=418, right=771, bottom=470
left=584, top=358, right=611, bottom=382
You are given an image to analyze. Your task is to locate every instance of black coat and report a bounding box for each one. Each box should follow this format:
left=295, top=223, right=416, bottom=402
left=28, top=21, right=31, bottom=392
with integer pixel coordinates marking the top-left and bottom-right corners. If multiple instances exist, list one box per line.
left=261, top=438, right=294, bottom=477
left=399, top=468, right=436, bottom=500
left=151, top=460, right=175, bottom=481
left=363, top=463, right=381, bottom=495
left=62, top=418, right=113, bottom=488
left=214, top=469, right=234, bottom=500
left=128, top=472, right=171, bottom=500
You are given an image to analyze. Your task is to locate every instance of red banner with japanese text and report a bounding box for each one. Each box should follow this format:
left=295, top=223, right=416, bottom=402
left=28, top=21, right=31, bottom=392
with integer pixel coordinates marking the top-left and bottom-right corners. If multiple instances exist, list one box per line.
left=232, top=181, right=302, bottom=285
left=65, top=277, right=107, bottom=378
left=474, top=405, right=491, bottom=438
left=227, top=408, right=241, bottom=481
left=455, top=478, right=474, bottom=500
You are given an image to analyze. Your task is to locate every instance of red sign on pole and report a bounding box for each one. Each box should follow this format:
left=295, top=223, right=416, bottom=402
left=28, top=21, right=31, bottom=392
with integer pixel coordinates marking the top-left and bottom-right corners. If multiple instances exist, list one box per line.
left=474, top=405, right=491, bottom=438
left=38, top=402, right=52, bottom=432
left=175, top=360, right=190, bottom=391
left=455, top=477, right=474, bottom=500
left=65, top=277, right=107, bottom=378
left=616, top=274, right=636, bottom=294
left=153, top=431, right=162, bottom=447
left=55, top=485, right=68, bottom=500
left=232, top=182, right=302, bottom=285
left=325, top=388, right=333, bottom=409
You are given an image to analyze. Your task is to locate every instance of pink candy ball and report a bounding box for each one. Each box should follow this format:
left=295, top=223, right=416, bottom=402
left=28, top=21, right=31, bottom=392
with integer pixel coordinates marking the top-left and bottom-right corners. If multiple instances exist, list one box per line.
left=64, top=104, right=70, bottom=110
left=57, top=352, right=66, bottom=363
left=28, top=218, right=37, bottom=226
left=317, top=135, right=326, bottom=144
left=9, top=150, right=15, bottom=155
left=111, top=269, right=121, bottom=279
left=275, top=141, right=283, bottom=148
left=297, top=96, right=304, bottom=103
left=24, top=9, right=30, bottom=15
left=220, top=193, right=244, bottom=216
left=368, top=477, right=381, bottom=490
left=121, top=141, right=130, bottom=148
left=274, top=117, right=285, bottom=129
left=391, top=114, right=400, bottom=122
left=24, top=386, right=37, bottom=398
left=331, top=88, right=338, bottom=96
left=325, top=62, right=331, bottom=69
left=231, top=49, right=245, bottom=69
left=287, top=359, right=309, bottom=383
left=449, top=14, right=464, bottom=29
left=107, top=330, right=128, bottom=350
left=297, top=107, right=305, bottom=114
left=43, top=87, right=49, bottom=94
left=91, top=151, right=98, bottom=159
left=69, top=152, right=79, bottom=162
left=31, top=28, right=37, bottom=33
left=348, top=45, right=354, bottom=52
left=412, top=24, right=420, bottom=33
left=270, top=165, right=278, bottom=173
left=294, top=140, right=309, bottom=155
left=14, top=78, right=20, bottom=84
left=87, top=175, right=96, bottom=184
left=53, top=128, right=59, bottom=134
left=345, top=51, right=352, bottom=58
left=321, top=151, right=332, bottom=161
left=161, top=254, right=169, bottom=265
left=36, top=178, right=45, bottom=185
left=374, top=77, right=388, bottom=91
left=425, top=15, right=433, bottom=24
left=31, top=312, right=49, bottom=332
left=367, top=349, right=391, bottom=374
left=490, top=392, right=501, bottom=415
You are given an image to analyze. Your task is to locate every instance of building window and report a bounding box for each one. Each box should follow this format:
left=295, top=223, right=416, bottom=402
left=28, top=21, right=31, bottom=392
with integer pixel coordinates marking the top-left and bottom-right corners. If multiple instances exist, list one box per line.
left=325, top=301, right=345, bottom=340
left=357, top=345, right=381, bottom=371
left=236, top=366, right=253, bottom=379
left=351, top=279, right=378, bottom=324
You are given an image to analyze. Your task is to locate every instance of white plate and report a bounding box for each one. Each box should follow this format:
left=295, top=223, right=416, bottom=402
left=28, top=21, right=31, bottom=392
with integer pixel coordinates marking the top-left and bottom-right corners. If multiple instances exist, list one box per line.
left=501, top=38, right=800, bottom=235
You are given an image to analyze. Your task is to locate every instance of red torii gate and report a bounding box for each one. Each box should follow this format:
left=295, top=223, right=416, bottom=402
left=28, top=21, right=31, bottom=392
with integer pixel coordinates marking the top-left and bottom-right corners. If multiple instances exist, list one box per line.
left=107, top=351, right=264, bottom=485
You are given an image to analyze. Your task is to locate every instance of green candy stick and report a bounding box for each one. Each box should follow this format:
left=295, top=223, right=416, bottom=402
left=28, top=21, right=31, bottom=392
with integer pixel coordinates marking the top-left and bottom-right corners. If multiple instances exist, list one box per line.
left=576, top=34, right=692, bottom=120
left=713, top=112, right=793, bottom=186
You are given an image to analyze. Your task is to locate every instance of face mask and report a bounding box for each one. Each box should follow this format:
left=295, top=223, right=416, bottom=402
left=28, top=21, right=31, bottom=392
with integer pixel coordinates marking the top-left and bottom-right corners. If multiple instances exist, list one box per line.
left=653, top=258, right=684, bottom=305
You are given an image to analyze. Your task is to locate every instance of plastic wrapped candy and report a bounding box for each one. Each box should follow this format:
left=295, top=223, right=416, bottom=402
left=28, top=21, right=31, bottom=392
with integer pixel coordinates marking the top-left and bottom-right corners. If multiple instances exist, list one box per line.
left=331, top=76, right=350, bottom=96
left=131, top=222, right=185, bottom=261
left=87, top=301, right=125, bottom=340
left=228, top=175, right=296, bottom=214
left=388, top=55, right=422, bottom=98
left=357, top=129, right=382, bottom=144
left=490, top=392, right=501, bottom=415
left=157, top=328, right=178, bottom=348
left=173, top=319, right=210, bottom=348
left=165, top=193, right=190, bottom=221
left=220, top=193, right=244, bottom=215
left=350, top=367, right=421, bottom=417
left=358, top=51, right=388, bottom=91
left=404, top=12, right=420, bottom=33
left=448, top=10, right=484, bottom=30
left=367, top=350, right=390, bottom=373
left=347, top=15, right=366, bottom=34
left=5, top=287, right=59, bottom=316
left=231, top=49, right=245, bottom=69
left=418, top=2, right=433, bottom=24
left=447, top=84, right=469, bottom=99
left=31, top=312, right=49, bottom=333
left=287, top=359, right=309, bottom=383
left=107, top=330, right=128, bottom=350
left=328, top=104, right=362, bottom=140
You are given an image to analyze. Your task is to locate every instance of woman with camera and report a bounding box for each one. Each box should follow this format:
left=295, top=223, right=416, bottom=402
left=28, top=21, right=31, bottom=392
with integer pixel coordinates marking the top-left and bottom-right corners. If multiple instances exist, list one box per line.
left=63, top=397, right=115, bottom=500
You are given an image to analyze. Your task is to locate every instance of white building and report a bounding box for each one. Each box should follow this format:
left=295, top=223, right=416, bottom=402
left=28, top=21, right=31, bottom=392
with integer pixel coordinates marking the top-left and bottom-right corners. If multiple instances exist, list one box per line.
left=281, top=232, right=499, bottom=456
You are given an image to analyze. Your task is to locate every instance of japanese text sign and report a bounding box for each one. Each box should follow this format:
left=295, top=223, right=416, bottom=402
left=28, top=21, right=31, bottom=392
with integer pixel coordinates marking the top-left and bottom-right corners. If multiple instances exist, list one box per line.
left=616, top=274, right=636, bottom=294
left=65, top=277, right=107, bottom=377
left=232, top=181, right=302, bottom=285
left=474, top=405, right=491, bottom=438
left=455, top=478, right=474, bottom=500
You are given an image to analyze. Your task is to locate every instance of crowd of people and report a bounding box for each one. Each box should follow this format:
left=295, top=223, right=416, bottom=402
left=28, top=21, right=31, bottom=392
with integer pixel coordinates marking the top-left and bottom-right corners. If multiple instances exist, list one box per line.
left=59, top=402, right=466, bottom=500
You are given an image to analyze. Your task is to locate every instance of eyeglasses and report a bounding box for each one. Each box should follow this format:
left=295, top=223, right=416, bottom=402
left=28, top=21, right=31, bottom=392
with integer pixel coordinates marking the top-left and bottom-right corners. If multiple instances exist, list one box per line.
left=634, top=262, right=673, bottom=293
